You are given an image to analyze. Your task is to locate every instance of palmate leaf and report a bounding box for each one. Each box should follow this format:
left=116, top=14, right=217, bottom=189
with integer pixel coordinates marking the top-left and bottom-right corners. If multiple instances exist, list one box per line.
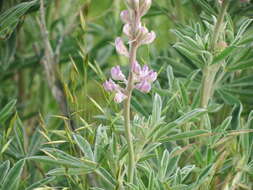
left=29, top=147, right=97, bottom=171
left=171, top=29, right=203, bottom=50
left=196, top=0, right=217, bottom=16
left=0, top=0, right=39, bottom=38
left=1, top=159, right=25, bottom=190
left=0, top=160, right=10, bottom=184
left=160, top=130, right=209, bottom=143
left=0, top=99, right=16, bottom=123
left=47, top=168, right=93, bottom=176
left=0, top=31, right=17, bottom=69
left=151, top=94, right=162, bottom=127
left=73, top=134, right=94, bottom=161
left=151, top=108, right=206, bottom=140
left=210, top=116, right=232, bottom=145
left=212, top=46, right=237, bottom=64
left=227, top=57, right=253, bottom=71
left=25, top=176, right=55, bottom=190
left=217, top=89, right=240, bottom=105
left=173, top=43, right=203, bottom=68
left=233, top=18, right=253, bottom=44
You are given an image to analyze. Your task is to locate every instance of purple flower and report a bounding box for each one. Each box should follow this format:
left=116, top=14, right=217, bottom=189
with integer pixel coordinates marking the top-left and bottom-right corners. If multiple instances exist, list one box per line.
left=147, top=71, right=157, bottom=82
left=132, top=61, right=141, bottom=74
left=111, top=66, right=126, bottom=81
left=139, top=64, right=150, bottom=78
left=115, top=37, right=129, bottom=57
left=114, top=91, right=127, bottom=103
left=136, top=80, right=151, bottom=93
left=103, top=0, right=156, bottom=103
left=103, top=79, right=118, bottom=91
left=132, top=64, right=157, bottom=93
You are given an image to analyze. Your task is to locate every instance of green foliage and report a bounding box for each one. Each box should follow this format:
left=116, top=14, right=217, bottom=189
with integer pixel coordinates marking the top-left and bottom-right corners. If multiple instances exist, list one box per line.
left=0, top=0, right=253, bottom=189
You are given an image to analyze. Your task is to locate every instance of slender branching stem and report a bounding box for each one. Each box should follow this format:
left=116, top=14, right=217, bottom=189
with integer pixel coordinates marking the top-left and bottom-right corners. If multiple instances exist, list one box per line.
left=124, top=43, right=138, bottom=184
left=200, top=0, right=229, bottom=108
left=39, top=0, right=75, bottom=131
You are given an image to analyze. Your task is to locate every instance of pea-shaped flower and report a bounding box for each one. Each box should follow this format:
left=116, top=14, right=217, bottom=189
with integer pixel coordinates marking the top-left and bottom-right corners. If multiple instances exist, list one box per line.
left=103, top=79, right=118, bottom=92
left=111, top=66, right=126, bottom=81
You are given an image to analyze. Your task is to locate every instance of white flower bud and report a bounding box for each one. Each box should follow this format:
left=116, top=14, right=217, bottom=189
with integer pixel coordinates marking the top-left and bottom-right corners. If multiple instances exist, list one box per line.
left=139, top=0, right=152, bottom=16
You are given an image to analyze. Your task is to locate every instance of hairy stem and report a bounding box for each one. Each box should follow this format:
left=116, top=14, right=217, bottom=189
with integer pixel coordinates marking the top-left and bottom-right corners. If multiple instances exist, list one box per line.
left=124, top=43, right=138, bottom=184
left=200, top=0, right=229, bottom=108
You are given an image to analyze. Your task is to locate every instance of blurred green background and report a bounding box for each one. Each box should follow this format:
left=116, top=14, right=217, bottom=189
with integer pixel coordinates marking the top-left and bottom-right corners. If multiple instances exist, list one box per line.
left=1, top=0, right=253, bottom=189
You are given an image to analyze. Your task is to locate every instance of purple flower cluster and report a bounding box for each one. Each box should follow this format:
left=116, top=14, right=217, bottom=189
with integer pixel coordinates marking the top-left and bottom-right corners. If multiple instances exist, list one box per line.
left=103, top=0, right=157, bottom=103
left=103, top=63, right=157, bottom=103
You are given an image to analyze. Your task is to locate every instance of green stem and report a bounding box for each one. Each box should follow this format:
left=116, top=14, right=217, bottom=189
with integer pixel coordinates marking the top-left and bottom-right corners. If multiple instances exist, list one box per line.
left=200, top=0, right=229, bottom=108
left=124, top=43, right=138, bottom=185
left=175, top=0, right=184, bottom=23
left=210, top=0, right=230, bottom=50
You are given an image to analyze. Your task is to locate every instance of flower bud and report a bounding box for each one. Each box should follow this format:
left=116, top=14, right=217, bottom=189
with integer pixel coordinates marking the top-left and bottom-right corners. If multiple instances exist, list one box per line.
left=111, top=66, right=126, bottom=81
left=123, top=24, right=132, bottom=37
left=139, top=0, right=152, bottom=16
left=103, top=79, right=118, bottom=91
left=126, top=0, right=139, bottom=9
left=136, top=26, right=148, bottom=42
left=141, top=31, right=156, bottom=45
left=114, top=91, right=127, bottom=103
left=216, top=41, right=228, bottom=52
left=132, top=61, right=141, bottom=74
left=115, top=37, right=129, bottom=57
left=147, top=71, right=157, bottom=82
left=120, top=10, right=131, bottom=23
left=136, top=80, right=151, bottom=93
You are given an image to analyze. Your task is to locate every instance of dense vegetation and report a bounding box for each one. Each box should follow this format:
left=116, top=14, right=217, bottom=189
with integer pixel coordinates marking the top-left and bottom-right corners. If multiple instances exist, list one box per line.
left=0, top=0, right=253, bottom=189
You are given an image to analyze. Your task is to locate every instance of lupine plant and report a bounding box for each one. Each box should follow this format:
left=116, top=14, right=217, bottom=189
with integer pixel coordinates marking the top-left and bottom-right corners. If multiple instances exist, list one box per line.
left=0, top=0, right=253, bottom=190
left=103, top=0, right=156, bottom=184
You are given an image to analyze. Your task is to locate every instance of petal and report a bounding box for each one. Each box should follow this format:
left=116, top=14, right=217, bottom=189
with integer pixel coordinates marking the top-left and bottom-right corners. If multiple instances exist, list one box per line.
left=115, top=37, right=129, bottom=57
left=136, top=80, right=151, bottom=93
left=123, top=24, right=131, bottom=37
left=111, top=66, right=126, bottom=81
left=147, top=71, right=157, bottom=82
left=132, top=61, right=141, bottom=74
left=141, top=31, right=156, bottom=45
left=114, top=91, right=127, bottom=103
left=103, top=79, right=117, bottom=91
